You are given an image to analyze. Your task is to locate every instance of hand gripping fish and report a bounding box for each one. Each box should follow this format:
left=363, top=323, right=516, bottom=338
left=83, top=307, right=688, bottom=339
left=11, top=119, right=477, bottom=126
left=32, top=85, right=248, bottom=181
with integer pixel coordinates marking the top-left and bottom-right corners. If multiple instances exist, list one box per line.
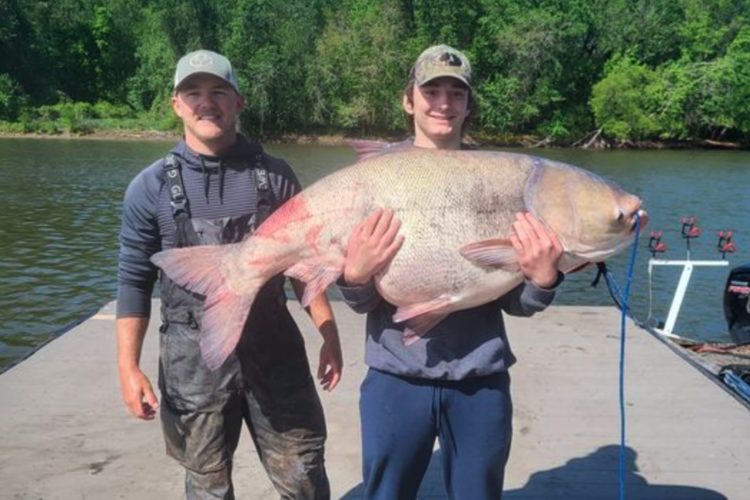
left=152, top=144, right=648, bottom=369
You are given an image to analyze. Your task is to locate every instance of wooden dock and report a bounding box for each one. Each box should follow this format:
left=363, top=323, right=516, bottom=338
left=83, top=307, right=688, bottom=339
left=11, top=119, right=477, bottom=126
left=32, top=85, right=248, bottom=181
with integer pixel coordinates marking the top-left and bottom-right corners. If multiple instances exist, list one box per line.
left=1, top=300, right=747, bottom=499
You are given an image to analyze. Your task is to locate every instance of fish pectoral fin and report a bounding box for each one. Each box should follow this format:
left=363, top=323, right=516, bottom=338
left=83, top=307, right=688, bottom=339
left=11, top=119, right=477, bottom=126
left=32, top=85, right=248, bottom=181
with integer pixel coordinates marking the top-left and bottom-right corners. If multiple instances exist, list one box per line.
left=558, top=253, right=591, bottom=274
left=346, top=139, right=403, bottom=162
left=284, top=261, right=342, bottom=307
left=459, top=239, right=520, bottom=272
left=392, top=295, right=454, bottom=323
left=403, top=313, right=448, bottom=344
left=564, top=261, right=594, bottom=273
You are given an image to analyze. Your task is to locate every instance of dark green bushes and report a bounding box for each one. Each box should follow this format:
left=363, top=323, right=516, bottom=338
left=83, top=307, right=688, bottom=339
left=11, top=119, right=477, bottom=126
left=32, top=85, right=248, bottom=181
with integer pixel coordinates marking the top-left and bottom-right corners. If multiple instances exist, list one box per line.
left=1, top=0, right=748, bottom=145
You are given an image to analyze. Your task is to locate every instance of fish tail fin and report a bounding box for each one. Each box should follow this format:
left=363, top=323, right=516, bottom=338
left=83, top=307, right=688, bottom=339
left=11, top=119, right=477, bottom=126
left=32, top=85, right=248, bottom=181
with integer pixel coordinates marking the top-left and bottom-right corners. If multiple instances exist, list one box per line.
left=151, top=244, right=261, bottom=370
left=151, top=245, right=238, bottom=297
left=199, top=287, right=256, bottom=370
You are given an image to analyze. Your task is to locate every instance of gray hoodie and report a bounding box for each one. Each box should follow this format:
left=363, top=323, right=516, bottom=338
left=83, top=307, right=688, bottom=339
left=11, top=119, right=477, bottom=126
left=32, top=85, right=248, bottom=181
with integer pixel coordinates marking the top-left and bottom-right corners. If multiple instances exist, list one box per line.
left=116, top=136, right=300, bottom=318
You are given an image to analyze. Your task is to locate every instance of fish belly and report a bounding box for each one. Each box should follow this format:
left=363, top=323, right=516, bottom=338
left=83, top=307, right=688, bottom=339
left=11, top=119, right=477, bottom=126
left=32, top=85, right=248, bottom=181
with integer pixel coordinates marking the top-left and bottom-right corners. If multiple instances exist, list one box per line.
left=310, top=149, right=535, bottom=309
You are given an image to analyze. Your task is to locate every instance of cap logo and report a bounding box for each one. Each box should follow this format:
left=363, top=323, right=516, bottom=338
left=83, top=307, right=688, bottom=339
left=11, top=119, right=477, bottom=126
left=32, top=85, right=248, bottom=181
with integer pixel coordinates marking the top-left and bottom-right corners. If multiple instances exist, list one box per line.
left=189, top=53, right=213, bottom=68
left=439, top=52, right=462, bottom=67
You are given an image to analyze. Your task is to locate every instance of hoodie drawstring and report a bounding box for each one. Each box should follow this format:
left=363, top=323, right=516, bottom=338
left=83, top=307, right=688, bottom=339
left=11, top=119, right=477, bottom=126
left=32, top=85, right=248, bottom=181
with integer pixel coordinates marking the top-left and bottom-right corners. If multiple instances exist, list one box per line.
left=197, top=157, right=226, bottom=204
left=218, top=160, right=225, bottom=203
left=199, top=156, right=209, bottom=202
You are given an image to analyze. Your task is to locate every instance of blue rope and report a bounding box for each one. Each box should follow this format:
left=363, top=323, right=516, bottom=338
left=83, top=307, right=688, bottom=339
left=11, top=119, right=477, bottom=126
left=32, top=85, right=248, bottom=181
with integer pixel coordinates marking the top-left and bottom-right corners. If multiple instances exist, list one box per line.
left=600, top=215, right=642, bottom=500
left=618, top=215, right=641, bottom=499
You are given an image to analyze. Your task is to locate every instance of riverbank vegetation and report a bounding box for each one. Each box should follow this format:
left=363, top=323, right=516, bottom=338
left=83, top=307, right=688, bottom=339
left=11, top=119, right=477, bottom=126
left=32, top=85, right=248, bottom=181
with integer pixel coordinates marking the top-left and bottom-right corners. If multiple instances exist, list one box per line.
left=1, top=0, right=749, bottom=147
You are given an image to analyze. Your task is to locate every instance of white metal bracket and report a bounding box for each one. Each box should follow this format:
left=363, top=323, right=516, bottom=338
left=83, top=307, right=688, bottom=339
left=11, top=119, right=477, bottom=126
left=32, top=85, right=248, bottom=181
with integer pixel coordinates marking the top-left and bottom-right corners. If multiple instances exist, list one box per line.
left=648, top=259, right=729, bottom=337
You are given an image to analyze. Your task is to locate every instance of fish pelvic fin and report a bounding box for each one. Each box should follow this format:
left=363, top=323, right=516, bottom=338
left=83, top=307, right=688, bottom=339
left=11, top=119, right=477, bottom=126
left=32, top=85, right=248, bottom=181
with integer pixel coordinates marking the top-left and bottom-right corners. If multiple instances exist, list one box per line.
left=403, top=313, right=448, bottom=344
left=459, top=238, right=521, bottom=272
left=151, top=244, right=258, bottom=370
left=284, top=261, right=343, bottom=307
left=393, top=295, right=454, bottom=324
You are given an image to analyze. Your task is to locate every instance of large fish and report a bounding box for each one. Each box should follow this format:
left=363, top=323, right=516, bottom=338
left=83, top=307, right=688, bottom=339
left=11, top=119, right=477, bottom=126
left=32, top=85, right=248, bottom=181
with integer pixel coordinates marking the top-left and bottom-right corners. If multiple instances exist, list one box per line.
left=152, top=144, right=647, bottom=369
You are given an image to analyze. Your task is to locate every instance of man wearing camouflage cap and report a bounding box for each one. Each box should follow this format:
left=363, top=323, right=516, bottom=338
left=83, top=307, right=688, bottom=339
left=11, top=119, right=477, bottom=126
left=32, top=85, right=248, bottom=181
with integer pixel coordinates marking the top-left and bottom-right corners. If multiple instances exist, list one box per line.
left=116, top=49, right=342, bottom=499
left=339, top=44, right=563, bottom=499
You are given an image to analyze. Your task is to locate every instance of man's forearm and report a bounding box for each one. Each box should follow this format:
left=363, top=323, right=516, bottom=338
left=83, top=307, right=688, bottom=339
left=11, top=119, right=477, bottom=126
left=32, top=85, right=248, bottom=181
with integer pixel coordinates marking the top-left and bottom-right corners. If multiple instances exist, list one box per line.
left=291, top=279, right=339, bottom=338
left=116, top=316, right=150, bottom=369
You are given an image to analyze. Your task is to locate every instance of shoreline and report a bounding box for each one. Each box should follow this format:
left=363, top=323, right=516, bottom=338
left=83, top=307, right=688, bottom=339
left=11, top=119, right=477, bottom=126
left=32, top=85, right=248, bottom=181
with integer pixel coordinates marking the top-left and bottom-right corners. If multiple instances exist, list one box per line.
left=0, top=129, right=181, bottom=142
left=0, top=130, right=367, bottom=146
left=0, top=129, right=745, bottom=150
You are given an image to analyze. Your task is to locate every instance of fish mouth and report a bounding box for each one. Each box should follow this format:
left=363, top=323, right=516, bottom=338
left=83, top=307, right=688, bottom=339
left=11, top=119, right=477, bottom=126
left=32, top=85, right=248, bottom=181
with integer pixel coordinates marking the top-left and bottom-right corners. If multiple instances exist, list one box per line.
left=619, top=196, right=647, bottom=233
left=631, top=209, right=649, bottom=232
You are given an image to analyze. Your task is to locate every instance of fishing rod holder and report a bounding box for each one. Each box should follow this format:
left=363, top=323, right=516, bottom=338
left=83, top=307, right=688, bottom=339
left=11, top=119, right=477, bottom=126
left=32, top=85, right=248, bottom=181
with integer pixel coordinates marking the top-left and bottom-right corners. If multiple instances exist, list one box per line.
left=680, top=216, right=701, bottom=259
left=717, top=230, right=737, bottom=259
left=648, top=230, right=668, bottom=257
left=646, top=217, right=730, bottom=338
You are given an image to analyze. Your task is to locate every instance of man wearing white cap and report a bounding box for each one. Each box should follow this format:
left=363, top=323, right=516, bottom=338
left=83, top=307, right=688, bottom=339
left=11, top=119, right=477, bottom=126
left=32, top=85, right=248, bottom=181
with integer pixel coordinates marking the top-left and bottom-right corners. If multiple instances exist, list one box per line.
left=116, top=49, right=342, bottom=499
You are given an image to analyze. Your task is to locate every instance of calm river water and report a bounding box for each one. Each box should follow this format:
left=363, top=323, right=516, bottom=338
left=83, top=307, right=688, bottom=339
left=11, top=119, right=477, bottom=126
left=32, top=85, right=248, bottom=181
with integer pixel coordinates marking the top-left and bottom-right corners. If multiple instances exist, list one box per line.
left=1, top=137, right=748, bottom=372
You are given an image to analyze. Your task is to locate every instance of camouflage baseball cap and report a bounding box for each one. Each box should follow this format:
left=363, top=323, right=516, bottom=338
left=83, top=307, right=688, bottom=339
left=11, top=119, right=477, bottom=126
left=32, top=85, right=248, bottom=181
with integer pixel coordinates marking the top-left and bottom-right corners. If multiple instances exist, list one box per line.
left=173, top=49, right=240, bottom=94
left=410, top=44, right=472, bottom=88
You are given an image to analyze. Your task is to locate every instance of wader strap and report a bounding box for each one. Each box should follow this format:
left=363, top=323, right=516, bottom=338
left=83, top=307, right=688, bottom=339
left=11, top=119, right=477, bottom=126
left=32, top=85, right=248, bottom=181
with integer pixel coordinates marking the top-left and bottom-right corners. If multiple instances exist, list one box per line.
left=162, top=154, right=200, bottom=247
left=163, top=154, right=190, bottom=219
left=254, top=153, right=274, bottom=226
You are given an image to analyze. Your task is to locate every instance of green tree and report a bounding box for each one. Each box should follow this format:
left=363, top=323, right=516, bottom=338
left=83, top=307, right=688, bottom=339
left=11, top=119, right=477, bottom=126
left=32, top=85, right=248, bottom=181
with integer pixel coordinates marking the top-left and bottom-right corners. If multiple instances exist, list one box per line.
left=471, top=0, right=601, bottom=138
left=724, top=26, right=750, bottom=137
left=91, top=4, right=137, bottom=102
left=593, top=0, right=684, bottom=66
left=27, top=0, right=99, bottom=102
left=125, top=6, right=177, bottom=114
left=223, top=0, right=329, bottom=136
left=154, top=0, right=225, bottom=54
left=677, top=0, right=749, bottom=61
left=0, top=0, right=50, bottom=102
left=308, top=0, right=411, bottom=134
left=687, top=25, right=750, bottom=140
left=0, top=73, right=27, bottom=120
left=410, top=0, right=479, bottom=49
left=590, top=55, right=661, bottom=141
left=0, top=0, right=748, bottom=144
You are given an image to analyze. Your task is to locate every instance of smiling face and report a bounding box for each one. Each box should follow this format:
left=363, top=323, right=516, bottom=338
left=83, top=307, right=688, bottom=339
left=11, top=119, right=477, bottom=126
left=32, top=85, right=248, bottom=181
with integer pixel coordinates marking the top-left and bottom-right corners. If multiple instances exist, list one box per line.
left=171, top=73, right=245, bottom=155
left=403, top=77, right=469, bottom=150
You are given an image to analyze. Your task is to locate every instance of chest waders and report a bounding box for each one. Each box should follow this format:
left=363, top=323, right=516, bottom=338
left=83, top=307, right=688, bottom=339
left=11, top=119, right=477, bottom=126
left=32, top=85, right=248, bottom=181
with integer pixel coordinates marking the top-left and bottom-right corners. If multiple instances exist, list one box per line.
left=156, top=153, right=330, bottom=499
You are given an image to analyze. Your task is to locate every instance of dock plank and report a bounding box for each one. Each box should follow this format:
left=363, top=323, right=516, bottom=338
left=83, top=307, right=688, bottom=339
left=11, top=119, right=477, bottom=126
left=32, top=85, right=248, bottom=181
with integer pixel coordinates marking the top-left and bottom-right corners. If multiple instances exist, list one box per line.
left=0, top=301, right=747, bottom=499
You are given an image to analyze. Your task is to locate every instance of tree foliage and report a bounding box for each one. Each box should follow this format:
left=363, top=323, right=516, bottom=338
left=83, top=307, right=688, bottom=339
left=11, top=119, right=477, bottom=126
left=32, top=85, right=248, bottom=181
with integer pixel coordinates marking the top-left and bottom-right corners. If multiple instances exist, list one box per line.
left=590, top=55, right=661, bottom=140
left=309, top=0, right=411, bottom=134
left=1, top=0, right=749, bottom=145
